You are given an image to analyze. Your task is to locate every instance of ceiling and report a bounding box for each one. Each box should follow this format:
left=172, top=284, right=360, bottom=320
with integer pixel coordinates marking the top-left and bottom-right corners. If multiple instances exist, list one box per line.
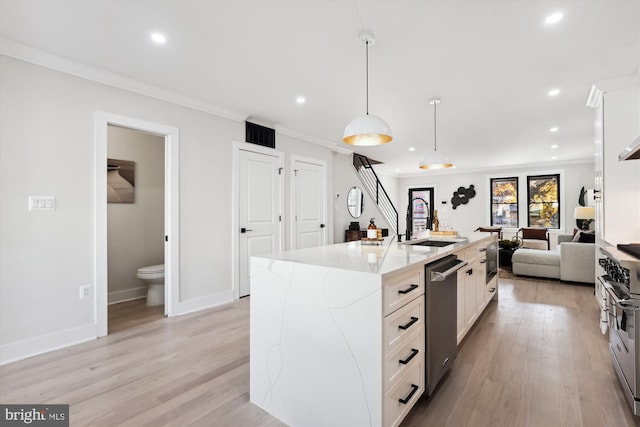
left=1, top=0, right=638, bottom=176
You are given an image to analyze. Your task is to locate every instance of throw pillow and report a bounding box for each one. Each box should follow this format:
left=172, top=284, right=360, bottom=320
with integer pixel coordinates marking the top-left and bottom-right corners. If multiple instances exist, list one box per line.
left=578, top=231, right=596, bottom=243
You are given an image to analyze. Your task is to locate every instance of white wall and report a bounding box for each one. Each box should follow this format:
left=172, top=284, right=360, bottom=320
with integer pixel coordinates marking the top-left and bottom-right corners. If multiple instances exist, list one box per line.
left=0, top=55, right=345, bottom=363
left=107, top=126, right=164, bottom=304
left=396, top=161, right=595, bottom=244
left=332, top=153, right=395, bottom=243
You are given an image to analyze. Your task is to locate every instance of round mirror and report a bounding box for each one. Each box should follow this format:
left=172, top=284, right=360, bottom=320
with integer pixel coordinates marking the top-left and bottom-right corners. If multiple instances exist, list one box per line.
left=347, top=187, right=364, bottom=218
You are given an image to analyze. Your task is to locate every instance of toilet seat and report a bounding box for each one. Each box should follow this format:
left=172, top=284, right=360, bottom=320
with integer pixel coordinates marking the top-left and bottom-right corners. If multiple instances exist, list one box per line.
left=137, top=264, right=164, bottom=279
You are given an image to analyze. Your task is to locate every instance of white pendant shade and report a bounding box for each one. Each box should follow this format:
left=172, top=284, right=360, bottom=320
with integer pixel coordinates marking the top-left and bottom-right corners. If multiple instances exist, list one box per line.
left=343, top=30, right=392, bottom=146
left=419, top=150, right=453, bottom=169
left=343, top=114, right=393, bottom=146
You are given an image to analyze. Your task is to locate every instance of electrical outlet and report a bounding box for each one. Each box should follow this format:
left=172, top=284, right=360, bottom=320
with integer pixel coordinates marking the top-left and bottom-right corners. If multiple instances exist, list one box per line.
left=79, top=284, right=91, bottom=300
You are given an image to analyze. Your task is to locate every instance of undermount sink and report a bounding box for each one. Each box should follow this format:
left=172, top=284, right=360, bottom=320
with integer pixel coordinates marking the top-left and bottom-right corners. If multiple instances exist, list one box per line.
left=404, top=237, right=468, bottom=248
left=408, top=240, right=457, bottom=247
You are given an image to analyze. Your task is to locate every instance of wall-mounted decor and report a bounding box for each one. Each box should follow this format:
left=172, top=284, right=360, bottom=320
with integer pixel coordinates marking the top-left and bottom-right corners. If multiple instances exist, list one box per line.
left=451, top=185, right=475, bottom=209
left=107, top=158, right=135, bottom=203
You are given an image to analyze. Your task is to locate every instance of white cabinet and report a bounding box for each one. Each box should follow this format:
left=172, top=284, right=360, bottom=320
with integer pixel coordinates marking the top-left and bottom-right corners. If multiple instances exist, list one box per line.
left=475, top=260, right=486, bottom=312
left=455, top=236, right=497, bottom=344
left=463, top=263, right=477, bottom=328
left=381, top=265, right=425, bottom=427
left=589, top=82, right=639, bottom=308
left=591, top=84, right=640, bottom=246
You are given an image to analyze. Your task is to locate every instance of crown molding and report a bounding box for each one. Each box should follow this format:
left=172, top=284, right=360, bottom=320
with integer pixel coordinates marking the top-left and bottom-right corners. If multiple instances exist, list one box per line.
left=275, top=126, right=353, bottom=155
left=586, top=74, right=639, bottom=108
left=0, top=37, right=248, bottom=122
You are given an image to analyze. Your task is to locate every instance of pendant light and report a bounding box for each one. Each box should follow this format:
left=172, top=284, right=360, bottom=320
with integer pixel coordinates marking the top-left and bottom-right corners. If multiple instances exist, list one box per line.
left=419, top=97, right=453, bottom=169
left=343, top=30, right=392, bottom=146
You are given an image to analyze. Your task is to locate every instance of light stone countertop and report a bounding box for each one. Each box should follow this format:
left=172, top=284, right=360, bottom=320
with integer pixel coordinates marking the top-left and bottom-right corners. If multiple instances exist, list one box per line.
left=253, top=232, right=494, bottom=277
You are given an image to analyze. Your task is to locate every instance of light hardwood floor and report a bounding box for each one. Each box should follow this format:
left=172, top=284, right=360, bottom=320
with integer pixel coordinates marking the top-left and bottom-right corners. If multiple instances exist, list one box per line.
left=0, top=277, right=638, bottom=427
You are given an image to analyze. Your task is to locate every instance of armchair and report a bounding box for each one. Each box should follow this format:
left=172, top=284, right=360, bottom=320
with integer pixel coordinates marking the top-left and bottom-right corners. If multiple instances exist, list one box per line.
left=517, top=227, right=549, bottom=250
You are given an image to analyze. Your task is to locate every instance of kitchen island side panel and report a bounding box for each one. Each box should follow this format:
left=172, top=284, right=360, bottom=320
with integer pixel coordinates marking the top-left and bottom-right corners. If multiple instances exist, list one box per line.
left=250, top=257, right=383, bottom=427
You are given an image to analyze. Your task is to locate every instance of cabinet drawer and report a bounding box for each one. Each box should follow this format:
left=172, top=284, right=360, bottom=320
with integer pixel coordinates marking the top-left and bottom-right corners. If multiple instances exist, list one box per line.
left=461, top=246, right=477, bottom=262
left=383, top=296, right=424, bottom=355
left=383, top=326, right=424, bottom=390
left=383, top=268, right=424, bottom=317
left=383, top=355, right=425, bottom=427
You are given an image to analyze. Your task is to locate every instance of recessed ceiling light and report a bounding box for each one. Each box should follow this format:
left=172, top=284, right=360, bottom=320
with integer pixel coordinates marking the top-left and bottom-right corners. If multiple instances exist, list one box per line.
left=295, top=96, right=306, bottom=104
left=549, top=127, right=559, bottom=132
left=551, top=156, right=558, bottom=160
left=545, top=12, right=564, bottom=25
left=408, top=147, right=416, bottom=152
left=151, top=33, right=167, bottom=44
left=551, top=144, right=559, bottom=149
left=548, top=88, right=560, bottom=97
left=395, top=169, right=400, bottom=173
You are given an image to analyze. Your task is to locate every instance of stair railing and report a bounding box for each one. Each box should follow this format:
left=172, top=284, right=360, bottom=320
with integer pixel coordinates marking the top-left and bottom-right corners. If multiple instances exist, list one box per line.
left=352, top=153, right=399, bottom=239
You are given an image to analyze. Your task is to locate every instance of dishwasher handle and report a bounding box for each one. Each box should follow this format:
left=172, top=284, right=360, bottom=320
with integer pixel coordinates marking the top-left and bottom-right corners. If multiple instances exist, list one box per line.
left=430, top=259, right=468, bottom=282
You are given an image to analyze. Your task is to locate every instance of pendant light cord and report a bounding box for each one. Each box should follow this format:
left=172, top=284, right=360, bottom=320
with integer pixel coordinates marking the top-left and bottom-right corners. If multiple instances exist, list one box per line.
left=365, top=40, right=369, bottom=115
left=433, top=101, right=437, bottom=151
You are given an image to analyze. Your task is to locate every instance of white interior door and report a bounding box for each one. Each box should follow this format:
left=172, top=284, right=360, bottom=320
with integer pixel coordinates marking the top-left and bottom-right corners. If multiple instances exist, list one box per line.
left=292, top=156, right=327, bottom=250
left=239, top=148, right=283, bottom=297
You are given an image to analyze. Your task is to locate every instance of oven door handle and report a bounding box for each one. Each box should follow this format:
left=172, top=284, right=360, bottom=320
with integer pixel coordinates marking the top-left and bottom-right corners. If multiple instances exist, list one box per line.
left=602, top=280, right=637, bottom=307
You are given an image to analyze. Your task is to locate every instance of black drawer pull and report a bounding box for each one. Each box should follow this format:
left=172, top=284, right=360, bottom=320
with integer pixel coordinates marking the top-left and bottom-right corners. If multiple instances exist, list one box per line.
left=466, top=268, right=473, bottom=275
left=398, top=284, right=419, bottom=295
left=398, top=316, right=419, bottom=330
left=398, top=384, right=419, bottom=404
left=399, top=348, right=419, bottom=365
left=489, top=287, right=496, bottom=293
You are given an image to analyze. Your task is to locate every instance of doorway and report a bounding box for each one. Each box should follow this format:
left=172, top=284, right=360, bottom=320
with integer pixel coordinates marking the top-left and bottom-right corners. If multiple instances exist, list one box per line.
left=233, top=142, right=284, bottom=298
left=95, top=112, right=180, bottom=337
left=408, top=187, right=435, bottom=239
left=106, top=125, right=165, bottom=332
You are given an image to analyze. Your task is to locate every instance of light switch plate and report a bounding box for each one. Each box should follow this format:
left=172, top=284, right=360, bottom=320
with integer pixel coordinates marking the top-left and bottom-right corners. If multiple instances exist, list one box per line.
left=29, top=196, right=55, bottom=211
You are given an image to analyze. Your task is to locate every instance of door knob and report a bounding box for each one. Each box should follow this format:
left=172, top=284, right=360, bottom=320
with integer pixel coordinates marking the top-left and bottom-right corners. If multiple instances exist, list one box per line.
left=241, top=228, right=254, bottom=233
left=320, top=224, right=325, bottom=228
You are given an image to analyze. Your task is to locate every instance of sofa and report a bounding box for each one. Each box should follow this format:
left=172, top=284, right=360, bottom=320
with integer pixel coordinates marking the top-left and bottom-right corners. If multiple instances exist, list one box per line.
left=511, top=233, right=595, bottom=284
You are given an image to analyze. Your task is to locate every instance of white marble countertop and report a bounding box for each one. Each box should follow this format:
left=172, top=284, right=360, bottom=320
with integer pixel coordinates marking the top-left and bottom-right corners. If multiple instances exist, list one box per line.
left=253, top=232, right=494, bottom=277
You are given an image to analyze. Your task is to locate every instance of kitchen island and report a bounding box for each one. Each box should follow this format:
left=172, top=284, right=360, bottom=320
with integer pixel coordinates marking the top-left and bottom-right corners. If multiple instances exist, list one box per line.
left=250, top=233, right=497, bottom=427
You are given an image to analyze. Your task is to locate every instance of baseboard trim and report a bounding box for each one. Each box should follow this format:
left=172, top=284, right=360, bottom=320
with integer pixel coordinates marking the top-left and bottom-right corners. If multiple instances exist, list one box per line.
left=108, top=287, right=148, bottom=305
left=0, top=323, right=96, bottom=366
left=174, top=290, right=235, bottom=316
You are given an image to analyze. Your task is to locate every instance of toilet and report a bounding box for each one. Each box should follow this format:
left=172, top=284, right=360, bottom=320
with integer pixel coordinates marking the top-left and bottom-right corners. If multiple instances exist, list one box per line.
left=137, top=264, right=164, bottom=306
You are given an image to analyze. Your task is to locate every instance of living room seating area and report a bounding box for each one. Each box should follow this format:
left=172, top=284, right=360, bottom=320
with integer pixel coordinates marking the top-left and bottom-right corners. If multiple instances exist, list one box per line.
left=511, top=232, right=595, bottom=284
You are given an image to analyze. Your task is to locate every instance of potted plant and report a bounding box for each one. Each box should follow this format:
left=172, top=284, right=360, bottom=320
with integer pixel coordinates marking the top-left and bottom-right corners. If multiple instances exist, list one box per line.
left=499, top=239, right=520, bottom=250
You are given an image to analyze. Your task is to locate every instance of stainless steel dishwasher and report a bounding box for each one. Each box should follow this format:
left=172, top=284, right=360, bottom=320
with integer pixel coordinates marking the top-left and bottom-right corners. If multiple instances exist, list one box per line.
left=425, top=254, right=468, bottom=395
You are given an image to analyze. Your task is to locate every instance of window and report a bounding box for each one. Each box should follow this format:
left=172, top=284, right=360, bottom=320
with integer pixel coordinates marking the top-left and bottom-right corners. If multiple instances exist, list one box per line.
left=527, top=174, right=560, bottom=228
left=490, top=177, right=518, bottom=226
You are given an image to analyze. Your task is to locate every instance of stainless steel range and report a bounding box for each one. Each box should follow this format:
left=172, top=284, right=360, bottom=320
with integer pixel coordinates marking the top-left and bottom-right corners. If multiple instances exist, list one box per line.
left=599, top=243, right=640, bottom=415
